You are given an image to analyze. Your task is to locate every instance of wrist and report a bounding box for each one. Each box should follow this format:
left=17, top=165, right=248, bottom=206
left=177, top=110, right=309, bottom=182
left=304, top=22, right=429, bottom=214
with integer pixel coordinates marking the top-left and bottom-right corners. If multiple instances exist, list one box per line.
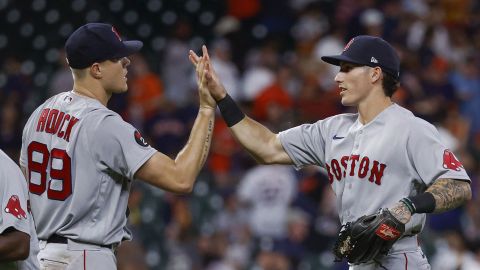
left=215, top=92, right=227, bottom=102
left=399, top=198, right=415, bottom=215
left=217, top=94, right=245, bottom=127
left=400, top=193, right=436, bottom=214
left=199, top=106, right=216, bottom=114
left=390, top=202, right=411, bottom=224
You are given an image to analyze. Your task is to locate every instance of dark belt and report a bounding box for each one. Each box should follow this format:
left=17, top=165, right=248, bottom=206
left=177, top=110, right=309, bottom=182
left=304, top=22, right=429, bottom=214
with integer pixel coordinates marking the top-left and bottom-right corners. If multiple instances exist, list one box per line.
left=46, top=234, right=116, bottom=250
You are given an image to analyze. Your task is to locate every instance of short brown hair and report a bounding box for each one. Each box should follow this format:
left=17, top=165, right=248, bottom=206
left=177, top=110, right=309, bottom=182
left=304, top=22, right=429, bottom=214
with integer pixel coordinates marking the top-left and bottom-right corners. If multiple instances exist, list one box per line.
left=382, top=72, right=399, bottom=97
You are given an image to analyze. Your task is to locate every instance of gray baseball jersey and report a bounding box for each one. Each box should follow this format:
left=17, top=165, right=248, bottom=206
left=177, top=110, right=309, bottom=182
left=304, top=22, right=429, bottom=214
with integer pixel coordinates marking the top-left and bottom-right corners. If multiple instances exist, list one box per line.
left=279, top=104, right=470, bottom=233
left=20, top=91, right=156, bottom=246
left=0, top=150, right=40, bottom=269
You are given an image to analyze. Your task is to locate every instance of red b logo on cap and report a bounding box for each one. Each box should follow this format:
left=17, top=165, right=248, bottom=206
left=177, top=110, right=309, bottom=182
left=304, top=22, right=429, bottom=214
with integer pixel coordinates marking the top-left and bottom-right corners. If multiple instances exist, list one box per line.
left=111, top=26, right=122, bottom=41
left=343, top=38, right=355, bottom=51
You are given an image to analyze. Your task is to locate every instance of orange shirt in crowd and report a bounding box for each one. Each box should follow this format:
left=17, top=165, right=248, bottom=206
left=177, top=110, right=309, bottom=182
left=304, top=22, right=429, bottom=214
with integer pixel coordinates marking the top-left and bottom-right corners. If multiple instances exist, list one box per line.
left=129, top=73, right=164, bottom=120
left=252, top=82, right=293, bottom=121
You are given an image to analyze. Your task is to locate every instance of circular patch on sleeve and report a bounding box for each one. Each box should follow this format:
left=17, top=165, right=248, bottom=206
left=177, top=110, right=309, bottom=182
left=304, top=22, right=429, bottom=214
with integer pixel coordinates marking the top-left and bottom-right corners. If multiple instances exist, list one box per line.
left=134, top=130, right=149, bottom=147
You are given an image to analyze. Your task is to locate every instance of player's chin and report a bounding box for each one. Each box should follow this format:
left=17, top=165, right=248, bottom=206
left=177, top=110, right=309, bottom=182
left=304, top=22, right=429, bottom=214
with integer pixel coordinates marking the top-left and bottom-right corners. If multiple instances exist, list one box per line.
left=114, top=85, right=128, bottom=93
left=340, top=98, right=356, bottom=106
left=120, top=83, right=129, bottom=91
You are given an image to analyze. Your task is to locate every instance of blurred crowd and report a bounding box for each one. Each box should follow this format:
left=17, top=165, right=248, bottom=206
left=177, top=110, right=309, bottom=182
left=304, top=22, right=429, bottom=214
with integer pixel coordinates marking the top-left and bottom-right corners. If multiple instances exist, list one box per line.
left=1, top=0, right=480, bottom=269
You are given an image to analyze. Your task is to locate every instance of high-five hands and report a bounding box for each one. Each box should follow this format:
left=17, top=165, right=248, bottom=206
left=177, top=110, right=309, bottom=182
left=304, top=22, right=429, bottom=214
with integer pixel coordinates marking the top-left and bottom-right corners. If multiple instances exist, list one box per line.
left=189, top=45, right=227, bottom=102
left=189, top=45, right=216, bottom=110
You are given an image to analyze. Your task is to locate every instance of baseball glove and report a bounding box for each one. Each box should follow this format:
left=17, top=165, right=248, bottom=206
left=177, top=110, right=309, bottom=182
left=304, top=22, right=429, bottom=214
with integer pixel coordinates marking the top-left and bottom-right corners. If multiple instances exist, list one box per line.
left=333, top=208, right=405, bottom=264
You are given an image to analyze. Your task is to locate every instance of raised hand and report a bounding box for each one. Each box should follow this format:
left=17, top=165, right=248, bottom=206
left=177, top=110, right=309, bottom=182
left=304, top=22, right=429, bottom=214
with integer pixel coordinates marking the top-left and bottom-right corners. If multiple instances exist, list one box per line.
left=189, top=45, right=227, bottom=102
left=189, top=45, right=216, bottom=109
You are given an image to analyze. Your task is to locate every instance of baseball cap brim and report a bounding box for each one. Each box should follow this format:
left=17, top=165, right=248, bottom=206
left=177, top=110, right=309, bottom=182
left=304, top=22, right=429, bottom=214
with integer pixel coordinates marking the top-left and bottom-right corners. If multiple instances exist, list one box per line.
left=321, top=55, right=365, bottom=66
left=322, top=54, right=399, bottom=79
left=111, top=40, right=143, bottom=59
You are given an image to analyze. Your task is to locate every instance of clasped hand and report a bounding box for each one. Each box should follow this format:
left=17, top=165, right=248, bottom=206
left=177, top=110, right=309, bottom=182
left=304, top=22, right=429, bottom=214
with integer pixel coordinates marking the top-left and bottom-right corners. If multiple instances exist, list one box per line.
left=189, top=45, right=227, bottom=109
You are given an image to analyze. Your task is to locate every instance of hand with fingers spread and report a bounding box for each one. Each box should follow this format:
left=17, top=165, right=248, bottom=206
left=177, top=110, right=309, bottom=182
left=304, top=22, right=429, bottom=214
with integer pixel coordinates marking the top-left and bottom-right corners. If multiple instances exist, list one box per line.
left=189, top=45, right=227, bottom=102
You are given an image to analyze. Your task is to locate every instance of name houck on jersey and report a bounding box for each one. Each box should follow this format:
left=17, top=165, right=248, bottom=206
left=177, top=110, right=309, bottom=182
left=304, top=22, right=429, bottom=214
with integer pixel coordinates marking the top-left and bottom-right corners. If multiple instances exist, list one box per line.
left=36, top=108, right=79, bottom=142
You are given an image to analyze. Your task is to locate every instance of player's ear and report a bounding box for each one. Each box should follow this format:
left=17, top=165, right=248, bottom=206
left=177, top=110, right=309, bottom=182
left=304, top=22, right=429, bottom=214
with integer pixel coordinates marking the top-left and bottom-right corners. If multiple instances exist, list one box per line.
left=90, top=63, right=102, bottom=79
left=370, top=66, right=382, bottom=83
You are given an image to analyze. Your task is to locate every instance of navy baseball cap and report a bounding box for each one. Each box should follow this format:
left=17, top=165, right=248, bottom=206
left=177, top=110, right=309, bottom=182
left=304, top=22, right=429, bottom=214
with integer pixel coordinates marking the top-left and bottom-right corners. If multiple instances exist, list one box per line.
left=321, top=35, right=400, bottom=80
left=65, top=23, right=143, bottom=69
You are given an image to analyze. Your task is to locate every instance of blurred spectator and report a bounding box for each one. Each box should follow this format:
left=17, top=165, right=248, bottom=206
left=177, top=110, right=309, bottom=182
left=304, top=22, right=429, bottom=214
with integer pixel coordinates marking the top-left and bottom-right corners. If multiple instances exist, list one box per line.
left=208, top=119, right=240, bottom=177
left=274, top=207, right=311, bottom=268
left=127, top=54, right=165, bottom=127
left=258, top=0, right=295, bottom=35
left=295, top=77, right=342, bottom=123
left=290, top=7, right=329, bottom=45
left=242, top=42, right=278, bottom=101
left=344, top=0, right=377, bottom=38
left=462, top=195, right=480, bottom=249
left=431, top=231, right=480, bottom=270
left=406, top=3, right=452, bottom=62
left=144, top=103, right=197, bottom=158
left=440, top=109, right=470, bottom=151
left=307, top=182, right=341, bottom=254
left=196, top=231, right=234, bottom=270
left=117, top=240, right=149, bottom=270
left=237, top=165, right=297, bottom=239
left=411, top=56, right=456, bottom=123
left=213, top=190, right=251, bottom=269
left=254, top=250, right=290, bottom=270
left=252, top=66, right=294, bottom=124
left=449, top=56, right=480, bottom=139
left=313, top=27, right=346, bottom=91
left=48, top=49, right=73, bottom=97
left=359, top=8, right=384, bottom=37
left=1, top=56, right=32, bottom=105
left=227, top=0, right=260, bottom=20
left=162, top=18, right=196, bottom=107
left=164, top=197, right=196, bottom=270
left=441, top=0, right=472, bottom=28
left=380, top=0, right=403, bottom=42
left=448, top=28, right=473, bottom=66
left=0, top=100, right=23, bottom=160
left=334, top=0, right=361, bottom=26
left=210, top=39, right=241, bottom=100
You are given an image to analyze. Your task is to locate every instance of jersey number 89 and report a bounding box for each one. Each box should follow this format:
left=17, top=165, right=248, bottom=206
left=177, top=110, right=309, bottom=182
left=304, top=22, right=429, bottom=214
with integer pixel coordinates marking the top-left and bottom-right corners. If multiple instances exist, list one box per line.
left=27, top=141, right=72, bottom=201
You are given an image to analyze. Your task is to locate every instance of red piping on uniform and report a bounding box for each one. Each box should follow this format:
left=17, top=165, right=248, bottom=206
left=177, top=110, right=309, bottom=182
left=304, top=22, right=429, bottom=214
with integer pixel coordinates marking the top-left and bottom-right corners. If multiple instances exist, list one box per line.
left=84, top=250, right=86, bottom=270
left=403, top=253, right=408, bottom=270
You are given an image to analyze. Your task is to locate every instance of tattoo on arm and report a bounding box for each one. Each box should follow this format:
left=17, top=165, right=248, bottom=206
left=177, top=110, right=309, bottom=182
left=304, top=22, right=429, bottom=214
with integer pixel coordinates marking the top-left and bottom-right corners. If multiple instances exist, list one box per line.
left=426, top=178, right=472, bottom=213
left=390, top=202, right=411, bottom=224
left=200, top=118, right=214, bottom=165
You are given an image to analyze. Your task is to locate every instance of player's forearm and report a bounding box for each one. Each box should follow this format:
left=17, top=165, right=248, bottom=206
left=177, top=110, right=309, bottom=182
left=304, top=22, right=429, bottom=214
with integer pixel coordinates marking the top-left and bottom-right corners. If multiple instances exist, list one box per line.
left=393, top=178, right=472, bottom=224
left=230, top=117, right=290, bottom=164
left=174, top=107, right=215, bottom=190
left=0, top=230, right=30, bottom=261
left=391, top=178, right=471, bottom=224
left=426, top=178, right=472, bottom=213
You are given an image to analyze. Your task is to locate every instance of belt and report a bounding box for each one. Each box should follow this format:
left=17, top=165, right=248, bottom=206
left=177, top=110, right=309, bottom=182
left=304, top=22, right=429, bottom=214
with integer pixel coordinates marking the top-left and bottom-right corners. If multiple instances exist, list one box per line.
left=46, top=234, right=116, bottom=250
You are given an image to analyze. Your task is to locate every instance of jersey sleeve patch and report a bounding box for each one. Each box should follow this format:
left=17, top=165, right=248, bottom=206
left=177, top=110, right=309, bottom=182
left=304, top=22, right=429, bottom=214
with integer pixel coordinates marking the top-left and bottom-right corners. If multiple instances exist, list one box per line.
left=134, top=130, right=149, bottom=147
left=442, top=149, right=464, bottom=171
left=4, top=195, right=27, bottom=220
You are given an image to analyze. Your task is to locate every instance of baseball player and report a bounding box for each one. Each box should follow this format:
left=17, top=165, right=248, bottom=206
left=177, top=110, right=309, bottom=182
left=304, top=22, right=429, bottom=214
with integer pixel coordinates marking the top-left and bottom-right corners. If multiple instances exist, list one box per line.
left=19, top=23, right=216, bottom=269
left=190, top=36, right=472, bottom=269
left=0, top=149, right=40, bottom=269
